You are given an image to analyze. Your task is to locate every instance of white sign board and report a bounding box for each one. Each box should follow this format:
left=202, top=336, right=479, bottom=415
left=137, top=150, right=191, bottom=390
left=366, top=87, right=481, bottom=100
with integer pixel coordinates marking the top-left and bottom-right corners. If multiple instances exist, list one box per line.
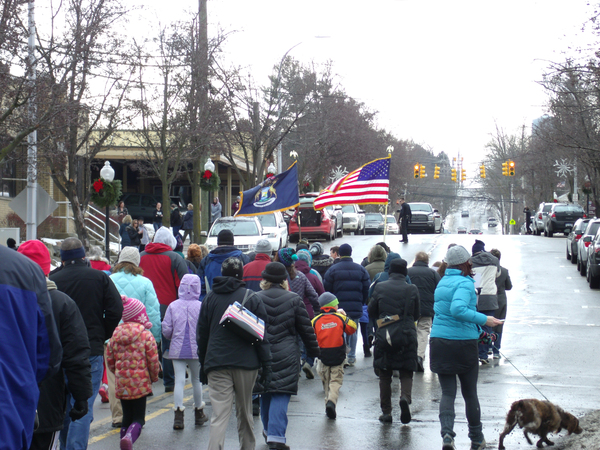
left=9, top=186, right=58, bottom=227
left=0, top=228, right=20, bottom=247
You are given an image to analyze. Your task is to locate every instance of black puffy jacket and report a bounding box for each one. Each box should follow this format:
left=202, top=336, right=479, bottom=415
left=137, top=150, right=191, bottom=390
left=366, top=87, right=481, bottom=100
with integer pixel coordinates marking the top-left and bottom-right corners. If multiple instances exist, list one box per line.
left=35, top=280, right=92, bottom=433
left=407, top=260, right=440, bottom=318
left=197, top=276, right=271, bottom=373
left=256, top=286, right=319, bottom=395
left=323, top=256, right=370, bottom=320
left=369, top=273, right=420, bottom=371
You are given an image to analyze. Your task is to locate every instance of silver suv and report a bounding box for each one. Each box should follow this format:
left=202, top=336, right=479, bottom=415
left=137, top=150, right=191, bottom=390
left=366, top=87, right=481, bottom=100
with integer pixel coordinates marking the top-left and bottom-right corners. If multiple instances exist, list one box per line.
left=532, top=202, right=553, bottom=235
left=341, top=204, right=366, bottom=234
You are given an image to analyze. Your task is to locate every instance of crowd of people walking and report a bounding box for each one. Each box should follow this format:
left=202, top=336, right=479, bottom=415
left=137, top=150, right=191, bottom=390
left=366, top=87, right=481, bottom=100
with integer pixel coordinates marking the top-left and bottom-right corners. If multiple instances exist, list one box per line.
left=1, top=221, right=512, bottom=450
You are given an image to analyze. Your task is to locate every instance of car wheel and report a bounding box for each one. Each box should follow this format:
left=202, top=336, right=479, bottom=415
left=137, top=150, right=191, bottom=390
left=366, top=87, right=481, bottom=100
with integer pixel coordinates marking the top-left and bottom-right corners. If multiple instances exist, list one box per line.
left=577, top=257, right=581, bottom=271
left=547, top=226, right=553, bottom=238
left=571, top=250, right=578, bottom=264
left=331, top=222, right=336, bottom=241
left=279, top=238, right=283, bottom=251
left=580, top=259, right=587, bottom=276
left=590, top=267, right=600, bottom=289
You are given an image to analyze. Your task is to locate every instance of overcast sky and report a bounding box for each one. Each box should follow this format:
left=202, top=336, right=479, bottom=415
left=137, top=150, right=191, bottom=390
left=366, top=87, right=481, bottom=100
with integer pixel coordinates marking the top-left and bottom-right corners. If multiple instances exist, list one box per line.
left=125, top=1, right=596, bottom=167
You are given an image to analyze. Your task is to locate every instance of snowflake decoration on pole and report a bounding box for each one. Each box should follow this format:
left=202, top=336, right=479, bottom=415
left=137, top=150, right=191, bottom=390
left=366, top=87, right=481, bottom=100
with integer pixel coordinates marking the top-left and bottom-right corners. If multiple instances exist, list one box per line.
left=329, top=165, right=348, bottom=183
left=554, top=159, right=573, bottom=178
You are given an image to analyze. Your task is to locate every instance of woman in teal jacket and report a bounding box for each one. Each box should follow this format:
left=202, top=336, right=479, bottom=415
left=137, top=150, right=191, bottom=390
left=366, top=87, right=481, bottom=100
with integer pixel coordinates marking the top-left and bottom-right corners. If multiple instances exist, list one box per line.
left=429, top=245, right=502, bottom=450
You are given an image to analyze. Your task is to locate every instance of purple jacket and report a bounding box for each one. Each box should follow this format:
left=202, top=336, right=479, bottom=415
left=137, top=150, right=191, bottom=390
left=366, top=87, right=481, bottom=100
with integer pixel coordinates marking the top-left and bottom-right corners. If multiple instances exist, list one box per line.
left=162, top=274, right=202, bottom=360
left=289, top=268, right=320, bottom=319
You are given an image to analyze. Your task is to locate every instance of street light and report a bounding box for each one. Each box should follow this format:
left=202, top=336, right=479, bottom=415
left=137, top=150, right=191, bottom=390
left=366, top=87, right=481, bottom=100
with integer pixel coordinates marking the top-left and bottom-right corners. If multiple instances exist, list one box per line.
left=99, top=161, right=115, bottom=261
left=267, top=162, right=277, bottom=175
left=204, top=158, right=215, bottom=173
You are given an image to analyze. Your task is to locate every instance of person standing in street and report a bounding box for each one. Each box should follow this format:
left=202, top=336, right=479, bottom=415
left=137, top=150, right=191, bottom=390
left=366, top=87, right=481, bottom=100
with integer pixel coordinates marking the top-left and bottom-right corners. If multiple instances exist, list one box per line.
left=162, top=274, right=208, bottom=430
left=153, top=202, right=163, bottom=232
left=120, top=215, right=133, bottom=249
left=126, top=218, right=143, bottom=250
left=243, top=239, right=272, bottom=292
left=490, top=248, right=512, bottom=359
left=430, top=245, right=503, bottom=450
left=407, top=251, right=441, bottom=372
left=139, top=227, right=188, bottom=394
left=210, top=197, right=222, bottom=227
left=50, top=237, right=123, bottom=450
left=197, top=257, right=272, bottom=450
left=369, top=258, right=420, bottom=425
left=181, top=204, right=194, bottom=243
left=0, top=243, right=62, bottom=450
left=523, top=206, right=532, bottom=234
left=256, top=262, right=320, bottom=450
left=171, top=203, right=183, bottom=238
left=138, top=217, right=150, bottom=252
left=398, top=198, right=412, bottom=243
left=323, top=243, right=370, bottom=367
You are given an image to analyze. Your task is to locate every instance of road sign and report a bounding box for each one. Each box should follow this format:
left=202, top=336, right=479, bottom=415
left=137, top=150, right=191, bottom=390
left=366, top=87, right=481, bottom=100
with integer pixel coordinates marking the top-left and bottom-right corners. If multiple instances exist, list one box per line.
left=9, top=186, right=58, bottom=227
left=509, top=219, right=516, bottom=225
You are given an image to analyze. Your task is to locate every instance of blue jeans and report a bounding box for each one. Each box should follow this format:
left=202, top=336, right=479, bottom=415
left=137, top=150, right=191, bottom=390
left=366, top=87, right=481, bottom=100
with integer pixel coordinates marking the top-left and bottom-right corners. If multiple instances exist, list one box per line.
left=345, top=316, right=361, bottom=360
left=159, top=304, right=174, bottom=387
left=260, top=393, right=291, bottom=444
left=153, top=222, right=161, bottom=232
left=298, top=336, right=314, bottom=367
left=477, top=309, right=495, bottom=360
left=60, top=355, right=103, bottom=450
left=172, top=226, right=181, bottom=237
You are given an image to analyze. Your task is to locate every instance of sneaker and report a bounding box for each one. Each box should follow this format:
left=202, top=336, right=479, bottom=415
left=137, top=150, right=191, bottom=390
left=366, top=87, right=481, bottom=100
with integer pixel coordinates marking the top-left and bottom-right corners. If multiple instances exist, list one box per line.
left=442, top=434, right=456, bottom=450
left=347, top=358, right=356, bottom=367
left=479, top=358, right=489, bottom=365
left=379, top=413, right=393, bottom=423
left=470, top=439, right=486, bottom=450
left=302, top=362, right=314, bottom=379
left=325, top=400, right=336, bottom=419
left=493, top=353, right=501, bottom=360
left=487, top=349, right=493, bottom=355
left=343, top=358, right=350, bottom=368
left=165, top=385, right=174, bottom=393
left=99, top=384, right=109, bottom=403
left=364, top=345, right=372, bottom=357
left=267, top=442, right=290, bottom=450
left=399, top=398, right=411, bottom=424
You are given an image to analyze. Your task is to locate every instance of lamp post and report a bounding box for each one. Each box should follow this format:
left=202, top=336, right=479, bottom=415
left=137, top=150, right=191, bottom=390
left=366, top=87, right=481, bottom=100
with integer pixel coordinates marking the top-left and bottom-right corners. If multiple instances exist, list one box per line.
left=100, top=161, right=115, bottom=261
left=383, top=146, right=394, bottom=241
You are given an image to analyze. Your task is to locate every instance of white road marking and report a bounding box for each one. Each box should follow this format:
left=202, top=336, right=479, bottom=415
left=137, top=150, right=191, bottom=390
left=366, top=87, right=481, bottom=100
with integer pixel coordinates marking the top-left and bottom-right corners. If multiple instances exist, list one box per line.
left=574, top=289, right=581, bottom=293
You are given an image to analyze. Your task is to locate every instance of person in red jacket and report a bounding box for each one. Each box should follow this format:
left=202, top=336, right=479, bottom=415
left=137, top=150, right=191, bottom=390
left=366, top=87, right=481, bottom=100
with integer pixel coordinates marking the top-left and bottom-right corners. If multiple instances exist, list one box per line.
left=311, top=292, right=357, bottom=420
left=242, top=239, right=272, bottom=292
left=139, top=226, right=188, bottom=392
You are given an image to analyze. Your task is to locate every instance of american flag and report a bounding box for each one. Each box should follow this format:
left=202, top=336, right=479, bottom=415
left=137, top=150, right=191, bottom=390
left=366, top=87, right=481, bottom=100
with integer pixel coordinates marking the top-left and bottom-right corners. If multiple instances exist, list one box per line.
left=314, top=156, right=390, bottom=210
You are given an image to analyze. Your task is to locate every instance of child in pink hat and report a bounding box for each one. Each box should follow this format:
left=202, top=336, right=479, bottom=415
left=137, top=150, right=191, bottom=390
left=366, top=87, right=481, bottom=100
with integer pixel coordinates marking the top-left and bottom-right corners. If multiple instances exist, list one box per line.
left=106, top=296, right=160, bottom=449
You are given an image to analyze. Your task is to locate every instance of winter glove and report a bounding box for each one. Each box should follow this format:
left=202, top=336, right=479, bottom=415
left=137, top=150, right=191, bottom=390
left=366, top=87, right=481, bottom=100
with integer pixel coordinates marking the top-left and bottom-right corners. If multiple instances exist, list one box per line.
left=200, top=368, right=208, bottom=385
left=478, top=331, right=497, bottom=346
left=69, top=399, right=89, bottom=421
left=259, top=362, right=272, bottom=391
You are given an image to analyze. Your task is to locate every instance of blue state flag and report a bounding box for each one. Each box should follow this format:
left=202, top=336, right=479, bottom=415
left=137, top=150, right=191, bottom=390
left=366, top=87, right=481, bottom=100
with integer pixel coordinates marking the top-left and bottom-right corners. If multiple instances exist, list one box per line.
left=234, top=162, right=299, bottom=217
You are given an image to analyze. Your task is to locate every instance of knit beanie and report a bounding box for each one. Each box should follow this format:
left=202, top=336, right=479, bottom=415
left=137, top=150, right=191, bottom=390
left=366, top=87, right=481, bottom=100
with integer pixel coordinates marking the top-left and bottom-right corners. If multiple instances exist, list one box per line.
left=154, top=227, right=177, bottom=250
left=255, top=239, right=272, bottom=254
left=318, top=292, right=339, bottom=308
left=296, top=249, right=312, bottom=266
left=310, top=242, right=324, bottom=256
left=261, top=262, right=288, bottom=283
left=278, top=248, right=298, bottom=267
left=18, top=240, right=51, bottom=276
left=339, top=243, right=352, bottom=257
left=118, top=246, right=140, bottom=267
left=217, top=229, right=234, bottom=246
left=121, top=295, right=152, bottom=329
left=472, top=239, right=485, bottom=255
left=389, top=258, right=408, bottom=276
left=221, top=257, right=244, bottom=279
left=445, top=245, right=471, bottom=266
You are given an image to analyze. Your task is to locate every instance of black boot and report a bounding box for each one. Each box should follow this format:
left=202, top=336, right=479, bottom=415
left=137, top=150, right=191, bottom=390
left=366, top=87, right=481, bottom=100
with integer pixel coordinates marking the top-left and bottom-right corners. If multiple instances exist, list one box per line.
left=173, top=408, right=184, bottom=430
left=364, top=344, right=372, bottom=357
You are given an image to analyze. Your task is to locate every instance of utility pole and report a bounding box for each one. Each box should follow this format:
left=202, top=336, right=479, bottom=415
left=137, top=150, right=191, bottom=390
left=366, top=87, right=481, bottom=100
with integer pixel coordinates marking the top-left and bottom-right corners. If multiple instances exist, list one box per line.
left=509, top=182, right=514, bottom=235
left=26, top=0, right=37, bottom=240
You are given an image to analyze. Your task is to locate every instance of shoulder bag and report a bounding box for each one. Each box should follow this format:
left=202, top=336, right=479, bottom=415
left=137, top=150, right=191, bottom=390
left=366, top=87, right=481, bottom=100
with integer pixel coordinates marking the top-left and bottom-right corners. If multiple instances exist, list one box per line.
left=219, top=289, right=265, bottom=344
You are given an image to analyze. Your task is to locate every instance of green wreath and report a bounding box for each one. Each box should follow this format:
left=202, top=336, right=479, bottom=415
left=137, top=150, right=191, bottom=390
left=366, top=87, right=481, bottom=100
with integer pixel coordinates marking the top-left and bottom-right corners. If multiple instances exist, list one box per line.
left=90, top=178, right=123, bottom=208
left=200, top=170, right=221, bottom=192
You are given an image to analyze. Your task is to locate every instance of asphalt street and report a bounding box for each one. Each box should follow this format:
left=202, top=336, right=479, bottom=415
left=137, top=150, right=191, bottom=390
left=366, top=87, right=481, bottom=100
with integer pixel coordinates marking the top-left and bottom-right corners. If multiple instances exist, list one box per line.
left=88, top=211, right=600, bottom=449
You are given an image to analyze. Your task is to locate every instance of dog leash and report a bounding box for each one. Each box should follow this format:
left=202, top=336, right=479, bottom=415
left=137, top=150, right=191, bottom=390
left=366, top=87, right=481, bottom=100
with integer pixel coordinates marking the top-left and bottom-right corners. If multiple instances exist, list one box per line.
left=492, top=343, right=550, bottom=402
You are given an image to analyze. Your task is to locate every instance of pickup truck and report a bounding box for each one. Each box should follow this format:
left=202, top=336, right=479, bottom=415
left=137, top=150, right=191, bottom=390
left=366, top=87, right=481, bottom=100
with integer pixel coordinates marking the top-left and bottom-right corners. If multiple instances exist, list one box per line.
left=341, top=204, right=366, bottom=234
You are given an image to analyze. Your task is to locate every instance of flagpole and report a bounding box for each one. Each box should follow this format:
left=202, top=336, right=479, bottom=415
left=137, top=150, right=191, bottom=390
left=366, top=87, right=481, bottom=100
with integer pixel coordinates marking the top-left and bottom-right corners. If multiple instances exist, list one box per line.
left=383, top=146, right=394, bottom=244
left=383, top=203, right=388, bottom=243
left=297, top=206, right=302, bottom=241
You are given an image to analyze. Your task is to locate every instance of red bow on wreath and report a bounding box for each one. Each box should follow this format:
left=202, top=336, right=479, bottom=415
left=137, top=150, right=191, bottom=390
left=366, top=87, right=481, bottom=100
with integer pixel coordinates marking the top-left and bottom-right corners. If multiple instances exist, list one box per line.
left=93, top=180, right=104, bottom=193
left=266, top=172, right=275, bottom=179
left=203, top=170, right=213, bottom=179
left=304, top=182, right=310, bottom=188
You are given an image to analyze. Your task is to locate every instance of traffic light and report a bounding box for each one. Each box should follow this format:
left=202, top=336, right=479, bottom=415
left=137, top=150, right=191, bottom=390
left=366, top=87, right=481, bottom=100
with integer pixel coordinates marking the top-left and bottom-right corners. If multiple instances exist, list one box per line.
left=414, top=164, right=420, bottom=178
left=502, top=161, right=508, bottom=176
left=479, top=164, right=486, bottom=178
left=420, top=164, right=426, bottom=178
left=451, top=168, right=457, bottom=182
left=461, top=168, right=467, bottom=181
left=434, top=165, right=440, bottom=179
left=508, top=160, right=515, bottom=176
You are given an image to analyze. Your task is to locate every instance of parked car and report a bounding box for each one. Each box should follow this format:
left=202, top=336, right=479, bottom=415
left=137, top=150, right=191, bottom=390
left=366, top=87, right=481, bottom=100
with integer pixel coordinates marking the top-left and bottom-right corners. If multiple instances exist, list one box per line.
left=386, top=215, right=399, bottom=234
left=457, top=226, right=467, bottom=234
left=120, top=193, right=162, bottom=222
left=587, top=227, right=600, bottom=288
left=364, top=213, right=385, bottom=234
left=469, top=229, right=483, bottom=235
left=461, top=210, right=469, bottom=218
left=341, top=204, right=366, bottom=234
left=566, top=218, right=590, bottom=264
left=487, top=217, right=498, bottom=227
left=532, top=202, right=553, bottom=235
left=253, top=211, right=288, bottom=252
left=577, top=219, right=600, bottom=276
left=323, top=204, right=344, bottom=237
left=406, top=202, right=443, bottom=234
left=289, top=198, right=337, bottom=242
left=206, top=216, right=263, bottom=253
left=543, top=203, right=586, bottom=237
